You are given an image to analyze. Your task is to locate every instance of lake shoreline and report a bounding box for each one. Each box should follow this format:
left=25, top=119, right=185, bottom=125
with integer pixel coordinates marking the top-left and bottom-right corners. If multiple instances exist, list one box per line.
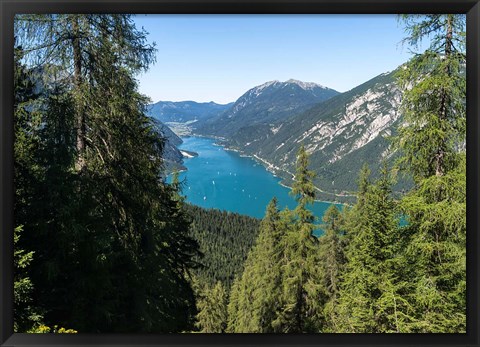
left=186, top=135, right=348, bottom=206
left=172, top=136, right=345, bottom=221
left=216, top=141, right=349, bottom=205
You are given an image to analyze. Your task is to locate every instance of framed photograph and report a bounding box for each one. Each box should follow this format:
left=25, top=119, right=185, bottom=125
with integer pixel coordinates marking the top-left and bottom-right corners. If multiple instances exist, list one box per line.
left=1, top=1, right=479, bottom=346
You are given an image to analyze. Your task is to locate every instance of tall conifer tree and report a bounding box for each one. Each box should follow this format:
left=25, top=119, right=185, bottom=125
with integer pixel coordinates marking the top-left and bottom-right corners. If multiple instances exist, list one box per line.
left=15, top=14, right=156, bottom=171
left=195, top=282, right=228, bottom=333
left=14, top=14, right=200, bottom=332
left=274, top=145, right=322, bottom=333
left=395, top=14, right=466, bottom=332
left=226, top=198, right=284, bottom=332
left=317, top=205, right=345, bottom=331
left=396, top=14, right=466, bottom=181
left=336, top=164, right=409, bottom=332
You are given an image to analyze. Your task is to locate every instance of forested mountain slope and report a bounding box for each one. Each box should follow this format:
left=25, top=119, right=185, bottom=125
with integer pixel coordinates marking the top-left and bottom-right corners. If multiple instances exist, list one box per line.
left=216, top=71, right=405, bottom=201
left=185, top=204, right=260, bottom=290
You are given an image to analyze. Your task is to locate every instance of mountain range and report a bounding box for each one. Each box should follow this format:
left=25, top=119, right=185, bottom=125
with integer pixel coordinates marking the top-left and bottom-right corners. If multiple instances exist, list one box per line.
left=195, top=79, right=339, bottom=138
left=148, top=100, right=233, bottom=123
left=149, top=71, right=409, bottom=202
left=214, top=71, right=405, bottom=202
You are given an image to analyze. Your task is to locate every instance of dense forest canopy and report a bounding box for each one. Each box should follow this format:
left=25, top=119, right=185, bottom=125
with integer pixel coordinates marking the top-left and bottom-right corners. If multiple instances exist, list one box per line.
left=13, top=14, right=466, bottom=333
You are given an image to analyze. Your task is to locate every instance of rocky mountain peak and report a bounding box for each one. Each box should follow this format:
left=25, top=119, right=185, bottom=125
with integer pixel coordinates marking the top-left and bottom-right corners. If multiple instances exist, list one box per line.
left=285, top=79, right=327, bottom=90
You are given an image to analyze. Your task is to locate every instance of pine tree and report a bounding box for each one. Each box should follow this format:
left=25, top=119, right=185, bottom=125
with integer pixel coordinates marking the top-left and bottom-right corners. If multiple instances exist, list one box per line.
left=14, top=226, right=43, bottom=332
left=290, top=145, right=316, bottom=225
left=14, top=14, right=200, bottom=332
left=395, top=14, right=466, bottom=181
left=226, top=257, right=257, bottom=332
left=227, top=148, right=325, bottom=333
left=250, top=198, right=285, bottom=332
left=226, top=276, right=241, bottom=332
left=317, top=205, right=345, bottom=331
left=394, top=14, right=466, bottom=333
left=399, top=156, right=466, bottom=332
left=226, top=198, right=284, bottom=332
left=195, top=282, right=228, bottom=333
left=274, top=145, right=322, bottom=333
left=14, top=225, right=77, bottom=334
left=15, top=14, right=156, bottom=172
left=336, top=164, right=410, bottom=332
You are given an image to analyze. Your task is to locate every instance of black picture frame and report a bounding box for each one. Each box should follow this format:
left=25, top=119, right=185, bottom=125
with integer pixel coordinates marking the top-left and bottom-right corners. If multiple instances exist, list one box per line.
left=1, top=1, right=479, bottom=346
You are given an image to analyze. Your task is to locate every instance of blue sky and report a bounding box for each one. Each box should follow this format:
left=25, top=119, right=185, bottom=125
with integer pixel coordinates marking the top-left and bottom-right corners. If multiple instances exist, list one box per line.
left=133, top=15, right=427, bottom=104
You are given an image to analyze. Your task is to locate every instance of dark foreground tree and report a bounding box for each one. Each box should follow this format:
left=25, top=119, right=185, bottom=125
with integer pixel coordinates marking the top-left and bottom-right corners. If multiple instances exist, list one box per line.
left=14, top=14, right=200, bottom=332
left=14, top=226, right=42, bottom=332
left=15, top=14, right=155, bottom=171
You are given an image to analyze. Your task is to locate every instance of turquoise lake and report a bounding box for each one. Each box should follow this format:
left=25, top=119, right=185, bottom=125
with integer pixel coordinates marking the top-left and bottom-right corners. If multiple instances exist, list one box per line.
left=168, top=137, right=341, bottom=233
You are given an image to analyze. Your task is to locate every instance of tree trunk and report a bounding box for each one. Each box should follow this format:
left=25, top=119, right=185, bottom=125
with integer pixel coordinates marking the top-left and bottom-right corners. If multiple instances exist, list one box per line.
left=72, top=15, right=86, bottom=172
